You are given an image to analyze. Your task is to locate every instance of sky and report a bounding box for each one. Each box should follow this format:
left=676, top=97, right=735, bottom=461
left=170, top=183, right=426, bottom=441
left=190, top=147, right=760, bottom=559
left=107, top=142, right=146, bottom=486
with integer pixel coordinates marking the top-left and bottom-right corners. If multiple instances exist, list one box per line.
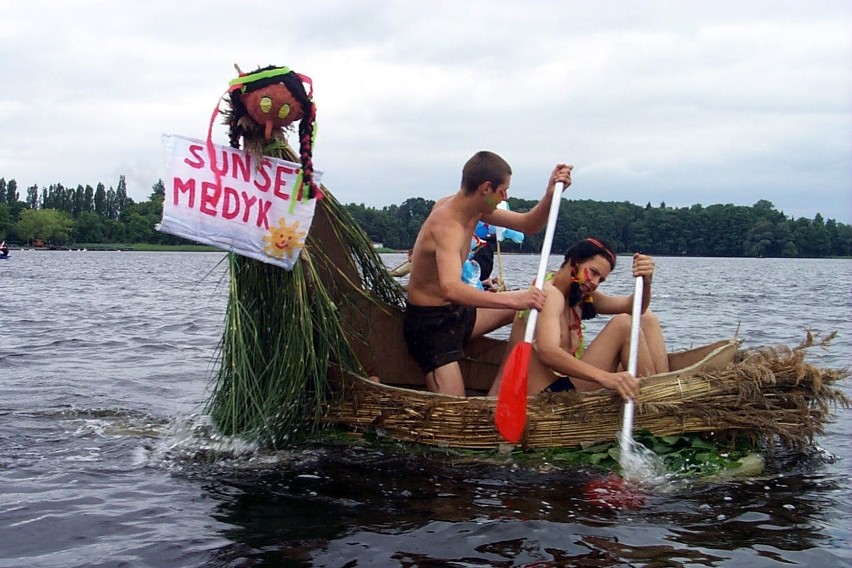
left=1, top=0, right=850, bottom=223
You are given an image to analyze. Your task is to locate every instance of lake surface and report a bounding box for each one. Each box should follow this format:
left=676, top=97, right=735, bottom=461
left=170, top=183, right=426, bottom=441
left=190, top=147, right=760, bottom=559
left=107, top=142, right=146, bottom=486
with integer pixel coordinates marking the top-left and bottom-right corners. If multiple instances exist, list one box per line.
left=1, top=251, right=850, bottom=567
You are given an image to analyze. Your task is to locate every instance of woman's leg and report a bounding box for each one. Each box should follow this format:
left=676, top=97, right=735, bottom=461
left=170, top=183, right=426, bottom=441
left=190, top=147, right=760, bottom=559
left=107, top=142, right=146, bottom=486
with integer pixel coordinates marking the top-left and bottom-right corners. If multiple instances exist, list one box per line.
left=640, top=309, right=669, bottom=373
left=472, top=307, right=515, bottom=337
left=570, top=314, right=659, bottom=391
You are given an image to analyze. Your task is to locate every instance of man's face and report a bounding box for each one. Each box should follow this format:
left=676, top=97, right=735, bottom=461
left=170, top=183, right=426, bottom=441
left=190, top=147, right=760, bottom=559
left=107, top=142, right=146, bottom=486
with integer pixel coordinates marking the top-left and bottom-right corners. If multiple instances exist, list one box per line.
left=487, top=177, right=510, bottom=208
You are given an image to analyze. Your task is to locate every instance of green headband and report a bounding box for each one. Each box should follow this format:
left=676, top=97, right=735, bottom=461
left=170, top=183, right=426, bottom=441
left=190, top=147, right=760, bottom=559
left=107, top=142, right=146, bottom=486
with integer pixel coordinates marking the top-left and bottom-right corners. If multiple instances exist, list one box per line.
left=229, top=67, right=292, bottom=92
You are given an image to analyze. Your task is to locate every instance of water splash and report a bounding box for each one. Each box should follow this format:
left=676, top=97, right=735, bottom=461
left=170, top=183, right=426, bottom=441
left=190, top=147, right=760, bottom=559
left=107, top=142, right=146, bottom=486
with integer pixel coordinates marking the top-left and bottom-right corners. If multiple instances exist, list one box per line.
left=583, top=434, right=670, bottom=511
left=581, top=436, right=673, bottom=510
left=619, top=435, right=669, bottom=486
left=144, top=413, right=260, bottom=467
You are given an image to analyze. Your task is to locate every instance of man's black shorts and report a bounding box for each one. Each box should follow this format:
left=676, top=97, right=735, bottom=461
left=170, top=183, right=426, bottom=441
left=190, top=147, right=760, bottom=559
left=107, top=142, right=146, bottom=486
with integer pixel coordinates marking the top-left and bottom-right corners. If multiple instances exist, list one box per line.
left=403, top=302, right=477, bottom=374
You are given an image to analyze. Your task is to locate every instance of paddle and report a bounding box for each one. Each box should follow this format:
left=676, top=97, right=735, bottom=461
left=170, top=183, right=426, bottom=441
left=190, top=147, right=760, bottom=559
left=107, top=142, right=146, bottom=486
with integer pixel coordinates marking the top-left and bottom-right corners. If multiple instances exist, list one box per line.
left=495, top=183, right=564, bottom=443
left=494, top=209, right=506, bottom=291
left=491, top=202, right=524, bottom=292
left=495, top=237, right=505, bottom=290
left=618, top=275, right=644, bottom=468
left=582, top=276, right=648, bottom=509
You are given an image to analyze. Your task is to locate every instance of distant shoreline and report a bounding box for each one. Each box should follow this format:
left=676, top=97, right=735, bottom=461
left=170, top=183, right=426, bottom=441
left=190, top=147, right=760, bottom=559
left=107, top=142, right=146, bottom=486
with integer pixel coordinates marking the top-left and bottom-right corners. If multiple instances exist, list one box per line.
left=4, top=244, right=849, bottom=259
left=7, top=244, right=222, bottom=252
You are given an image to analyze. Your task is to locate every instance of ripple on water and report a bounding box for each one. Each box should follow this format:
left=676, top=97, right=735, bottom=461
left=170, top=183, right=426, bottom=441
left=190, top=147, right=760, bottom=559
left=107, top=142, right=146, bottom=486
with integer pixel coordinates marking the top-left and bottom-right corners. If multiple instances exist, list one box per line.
left=0, top=253, right=850, bottom=566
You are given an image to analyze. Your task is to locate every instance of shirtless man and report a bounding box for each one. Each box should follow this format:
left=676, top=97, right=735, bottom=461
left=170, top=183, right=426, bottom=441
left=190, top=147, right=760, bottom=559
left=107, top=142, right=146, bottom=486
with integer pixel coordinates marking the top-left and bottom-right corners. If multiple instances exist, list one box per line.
left=488, top=237, right=667, bottom=401
left=404, top=150, right=573, bottom=396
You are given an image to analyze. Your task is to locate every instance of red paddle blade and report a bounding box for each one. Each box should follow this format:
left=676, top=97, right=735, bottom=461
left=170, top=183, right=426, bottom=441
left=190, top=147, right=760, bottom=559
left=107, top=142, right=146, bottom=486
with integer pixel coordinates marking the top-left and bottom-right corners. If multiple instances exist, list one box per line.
left=495, top=341, right=532, bottom=443
left=583, top=473, right=647, bottom=509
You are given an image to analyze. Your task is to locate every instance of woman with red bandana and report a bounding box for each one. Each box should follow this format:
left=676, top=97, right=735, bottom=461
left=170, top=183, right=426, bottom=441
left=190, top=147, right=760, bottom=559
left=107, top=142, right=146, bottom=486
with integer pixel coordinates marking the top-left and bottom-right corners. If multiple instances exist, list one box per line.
left=488, top=238, right=667, bottom=401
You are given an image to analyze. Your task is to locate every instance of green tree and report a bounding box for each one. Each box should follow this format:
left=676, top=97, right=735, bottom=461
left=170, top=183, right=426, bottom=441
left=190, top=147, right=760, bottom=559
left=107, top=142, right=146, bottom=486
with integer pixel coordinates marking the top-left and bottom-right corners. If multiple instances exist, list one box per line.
left=84, top=184, right=95, bottom=214
left=42, top=184, right=70, bottom=212
left=770, top=219, right=795, bottom=257
left=680, top=205, right=708, bottom=255
left=0, top=201, right=28, bottom=243
left=0, top=203, right=11, bottom=239
left=611, top=202, right=640, bottom=251
left=752, top=199, right=776, bottom=214
left=744, top=218, right=775, bottom=257
left=809, top=213, right=830, bottom=257
left=5, top=170, right=851, bottom=255
left=126, top=212, right=154, bottom=242
left=781, top=240, right=799, bottom=256
left=123, top=199, right=164, bottom=243
left=397, top=197, right=434, bottom=247
left=150, top=179, right=165, bottom=200
left=115, top=175, right=128, bottom=219
left=702, top=204, right=750, bottom=256
left=94, top=183, right=107, bottom=216
left=834, top=223, right=852, bottom=256
left=26, top=185, right=39, bottom=210
left=642, top=207, right=680, bottom=255
left=338, top=196, right=852, bottom=258
left=5, top=179, right=18, bottom=205
left=791, top=217, right=812, bottom=257
left=102, top=218, right=126, bottom=242
left=72, top=184, right=86, bottom=216
left=16, top=209, right=74, bottom=244
left=74, top=211, right=105, bottom=243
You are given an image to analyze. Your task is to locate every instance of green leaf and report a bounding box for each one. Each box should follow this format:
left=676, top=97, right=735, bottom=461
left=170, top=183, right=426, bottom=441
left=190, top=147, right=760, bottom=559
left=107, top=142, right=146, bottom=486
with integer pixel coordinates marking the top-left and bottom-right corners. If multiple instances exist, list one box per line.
left=690, top=437, right=717, bottom=450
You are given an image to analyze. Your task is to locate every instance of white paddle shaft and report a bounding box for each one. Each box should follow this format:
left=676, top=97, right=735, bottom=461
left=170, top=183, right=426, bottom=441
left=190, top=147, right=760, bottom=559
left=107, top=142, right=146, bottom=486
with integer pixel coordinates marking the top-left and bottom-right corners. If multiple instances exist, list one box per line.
left=522, top=183, right=564, bottom=343
left=619, top=275, right=644, bottom=452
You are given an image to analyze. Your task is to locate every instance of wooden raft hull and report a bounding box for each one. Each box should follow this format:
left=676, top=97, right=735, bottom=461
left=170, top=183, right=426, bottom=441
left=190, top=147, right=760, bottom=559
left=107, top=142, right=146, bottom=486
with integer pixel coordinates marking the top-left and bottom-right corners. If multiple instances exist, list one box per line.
left=323, top=339, right=745, bottom=449
left=306, top=199, right=848, bottom=450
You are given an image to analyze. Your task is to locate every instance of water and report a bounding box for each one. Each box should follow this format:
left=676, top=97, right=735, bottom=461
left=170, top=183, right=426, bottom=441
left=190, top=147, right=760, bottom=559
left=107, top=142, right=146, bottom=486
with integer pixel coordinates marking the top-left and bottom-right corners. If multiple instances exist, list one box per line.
left=1, top=251, right=850, bottom=567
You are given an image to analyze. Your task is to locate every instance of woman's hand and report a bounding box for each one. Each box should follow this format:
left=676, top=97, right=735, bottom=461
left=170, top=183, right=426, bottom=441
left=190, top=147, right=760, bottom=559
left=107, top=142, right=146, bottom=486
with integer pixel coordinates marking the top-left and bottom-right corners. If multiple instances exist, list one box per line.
left=598, top=370, right=641, bottom=401
left=632, top=253, right=655, bottom=281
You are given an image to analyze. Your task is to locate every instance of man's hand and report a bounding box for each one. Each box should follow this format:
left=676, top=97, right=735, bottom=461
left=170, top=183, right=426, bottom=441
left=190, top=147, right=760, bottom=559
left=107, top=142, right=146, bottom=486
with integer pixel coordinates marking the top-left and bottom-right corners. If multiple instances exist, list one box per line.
left=507, top=287, right=546, bottom=311
left=548, top=163, right=574, bottom=193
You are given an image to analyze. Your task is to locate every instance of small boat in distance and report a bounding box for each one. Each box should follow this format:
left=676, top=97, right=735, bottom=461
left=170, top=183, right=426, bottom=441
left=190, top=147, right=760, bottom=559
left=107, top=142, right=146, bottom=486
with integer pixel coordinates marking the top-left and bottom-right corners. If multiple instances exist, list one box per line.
left=0, top=241, right=9, bottom=259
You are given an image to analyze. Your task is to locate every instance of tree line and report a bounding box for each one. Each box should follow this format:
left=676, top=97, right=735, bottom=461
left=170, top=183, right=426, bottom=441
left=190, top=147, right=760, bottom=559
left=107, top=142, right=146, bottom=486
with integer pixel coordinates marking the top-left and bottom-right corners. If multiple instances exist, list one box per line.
left=344, top=197, right=851, bottom=258
left=1, top=176, right=850, bottom=257
left=0, top=176, right=179, bottom=246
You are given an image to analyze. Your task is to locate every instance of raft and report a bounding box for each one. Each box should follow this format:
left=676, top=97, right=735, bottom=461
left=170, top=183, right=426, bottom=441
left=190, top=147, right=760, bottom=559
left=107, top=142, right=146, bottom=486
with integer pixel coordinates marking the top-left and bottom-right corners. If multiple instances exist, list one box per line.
left=305, top=198, right=849, bottom=451
left=203, top=75, right=849, bottom=449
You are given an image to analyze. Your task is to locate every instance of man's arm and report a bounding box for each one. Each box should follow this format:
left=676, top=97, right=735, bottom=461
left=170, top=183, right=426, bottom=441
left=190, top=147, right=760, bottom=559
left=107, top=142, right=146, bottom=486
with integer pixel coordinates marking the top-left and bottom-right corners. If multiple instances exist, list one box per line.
left=433, top=226, right=544, bottom=310
left=483, top=163, right=573, bottom=234
left=436, top=246, right=544, bottom=310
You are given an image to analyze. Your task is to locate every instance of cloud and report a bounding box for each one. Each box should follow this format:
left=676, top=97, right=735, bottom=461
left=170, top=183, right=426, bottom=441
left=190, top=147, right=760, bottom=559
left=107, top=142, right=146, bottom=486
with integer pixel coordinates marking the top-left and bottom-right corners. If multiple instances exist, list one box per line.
left=1, top=0, right=849, bottom=222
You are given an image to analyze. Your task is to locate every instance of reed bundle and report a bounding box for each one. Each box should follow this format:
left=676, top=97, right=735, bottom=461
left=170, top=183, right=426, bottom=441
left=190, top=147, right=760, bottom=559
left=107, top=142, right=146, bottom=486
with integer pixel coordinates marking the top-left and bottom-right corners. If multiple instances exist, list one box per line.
left=206, top=138, right=405, bottom=447
left=325, top=332, right=849, bottom=450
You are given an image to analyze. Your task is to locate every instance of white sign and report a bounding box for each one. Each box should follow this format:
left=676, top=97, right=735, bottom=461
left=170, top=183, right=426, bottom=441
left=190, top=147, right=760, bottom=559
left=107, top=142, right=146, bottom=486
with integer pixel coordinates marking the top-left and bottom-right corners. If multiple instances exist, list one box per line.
left=158, top=134, right=319, bottom=270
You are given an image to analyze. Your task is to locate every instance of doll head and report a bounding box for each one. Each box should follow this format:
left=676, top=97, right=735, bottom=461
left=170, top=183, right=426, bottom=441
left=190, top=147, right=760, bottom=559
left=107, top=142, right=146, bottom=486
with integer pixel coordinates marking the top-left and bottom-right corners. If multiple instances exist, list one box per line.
left=226, top=65, right=318, bottom=198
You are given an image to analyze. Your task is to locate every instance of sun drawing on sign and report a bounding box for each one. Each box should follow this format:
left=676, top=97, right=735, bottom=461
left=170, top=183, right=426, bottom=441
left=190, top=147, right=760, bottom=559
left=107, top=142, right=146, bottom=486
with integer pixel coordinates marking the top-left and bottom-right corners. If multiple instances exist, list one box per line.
left=263, top=218, right=307, bottom=260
